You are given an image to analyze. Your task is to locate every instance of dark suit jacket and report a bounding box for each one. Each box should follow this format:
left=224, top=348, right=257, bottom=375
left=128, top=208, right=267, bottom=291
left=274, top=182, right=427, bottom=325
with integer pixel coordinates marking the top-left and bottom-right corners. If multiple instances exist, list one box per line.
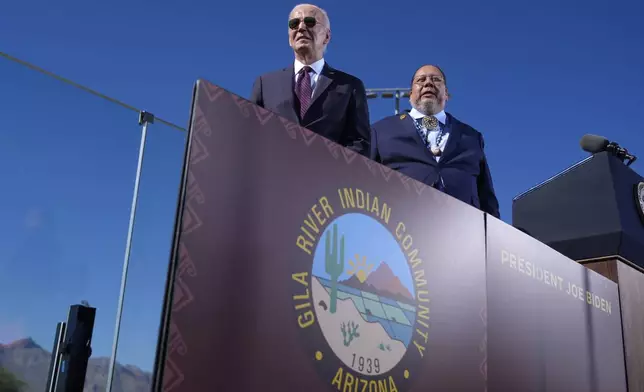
left=370, top=112, right=500, bottom=218
left=250, top=63, right=371, bottom=156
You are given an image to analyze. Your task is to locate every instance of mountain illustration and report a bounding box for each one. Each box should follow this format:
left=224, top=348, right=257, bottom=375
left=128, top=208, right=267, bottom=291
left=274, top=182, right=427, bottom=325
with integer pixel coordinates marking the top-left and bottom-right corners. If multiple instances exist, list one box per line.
left=340, top=262, right=414, bottom=303
left=0, top=337, right=151, bottom=392
left=312, top=277, right=408, bottom=373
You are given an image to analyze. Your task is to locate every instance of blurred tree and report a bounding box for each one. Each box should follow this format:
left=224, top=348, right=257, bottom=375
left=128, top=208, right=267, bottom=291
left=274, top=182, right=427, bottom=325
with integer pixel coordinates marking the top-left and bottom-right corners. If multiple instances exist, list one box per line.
left=0, top=367, right=26, bottom=392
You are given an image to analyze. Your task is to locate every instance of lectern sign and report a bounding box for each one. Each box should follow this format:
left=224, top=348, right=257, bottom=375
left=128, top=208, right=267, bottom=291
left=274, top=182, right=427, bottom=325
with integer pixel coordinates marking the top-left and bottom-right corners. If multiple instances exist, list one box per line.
left=155, top=80, right=489, bottom=392
left=154, top=80, right=625, bottom=392
left=291, top=192, right=430, bottom=392
left=486, top=216, right=627, bottom=391
left=635, top=182, right=644, bottom=223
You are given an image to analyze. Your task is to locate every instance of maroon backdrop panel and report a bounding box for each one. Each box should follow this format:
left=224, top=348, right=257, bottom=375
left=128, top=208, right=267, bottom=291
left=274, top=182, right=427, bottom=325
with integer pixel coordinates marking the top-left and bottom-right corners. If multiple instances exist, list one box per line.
left=486, top=216, right=627, bottom=391
left=157, top=80, right=488, bottom=392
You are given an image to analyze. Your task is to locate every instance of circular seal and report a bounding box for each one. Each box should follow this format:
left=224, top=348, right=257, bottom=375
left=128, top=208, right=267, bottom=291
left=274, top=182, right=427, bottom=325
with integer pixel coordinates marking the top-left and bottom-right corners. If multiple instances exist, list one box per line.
left=635, top=182, right=644, bottom=223
left=292, top=211, right=423, bottom=391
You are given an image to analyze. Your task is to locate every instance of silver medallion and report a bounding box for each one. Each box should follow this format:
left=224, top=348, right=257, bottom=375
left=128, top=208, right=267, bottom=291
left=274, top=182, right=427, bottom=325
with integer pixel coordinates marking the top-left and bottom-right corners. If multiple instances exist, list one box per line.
left=636, top=182, right=644, bottom=223
left=422, top=116, right=439, bottom=130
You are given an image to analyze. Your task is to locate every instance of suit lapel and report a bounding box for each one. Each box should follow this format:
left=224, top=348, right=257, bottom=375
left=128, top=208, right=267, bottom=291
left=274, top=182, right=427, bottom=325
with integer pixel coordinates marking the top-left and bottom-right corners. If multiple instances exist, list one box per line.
left=278, top=66, right=298, bottom=122
left=310, top=64, right=333, bottom=107
left=440, top=113, right=462, bottom=162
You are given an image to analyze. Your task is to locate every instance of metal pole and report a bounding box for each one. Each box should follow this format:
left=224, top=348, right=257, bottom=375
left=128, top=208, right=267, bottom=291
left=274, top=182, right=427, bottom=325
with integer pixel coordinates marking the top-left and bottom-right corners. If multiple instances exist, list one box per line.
left=105, top=111, right=154, bottom=391
left=394, top=91, right=400, bottom=115
left=365, top=88, right=411, bottom=115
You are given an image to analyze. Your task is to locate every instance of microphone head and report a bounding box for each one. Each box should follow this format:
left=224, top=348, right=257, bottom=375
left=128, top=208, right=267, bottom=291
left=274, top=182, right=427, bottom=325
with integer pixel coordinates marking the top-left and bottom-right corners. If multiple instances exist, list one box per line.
left=580, top=134, right=609, bottom=153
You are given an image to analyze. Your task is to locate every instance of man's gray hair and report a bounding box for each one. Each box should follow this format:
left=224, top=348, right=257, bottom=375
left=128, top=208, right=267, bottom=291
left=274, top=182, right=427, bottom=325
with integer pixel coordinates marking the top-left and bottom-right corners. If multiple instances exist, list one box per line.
left=290, top=4, right=331, bottom=30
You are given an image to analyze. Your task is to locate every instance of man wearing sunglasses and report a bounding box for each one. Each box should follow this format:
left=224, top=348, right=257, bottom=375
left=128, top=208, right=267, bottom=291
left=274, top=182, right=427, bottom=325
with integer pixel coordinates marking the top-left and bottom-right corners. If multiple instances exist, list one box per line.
left=249, top=4, right=371, bottom=156
left=370, top=64, right=500, bottom=218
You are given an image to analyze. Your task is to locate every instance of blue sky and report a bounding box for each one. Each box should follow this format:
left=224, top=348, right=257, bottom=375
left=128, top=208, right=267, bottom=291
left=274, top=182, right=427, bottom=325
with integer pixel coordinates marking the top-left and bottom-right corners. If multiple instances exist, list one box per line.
left=0, top=0, right=642, bottom=376
left=312, top=213, right=413, bottom=291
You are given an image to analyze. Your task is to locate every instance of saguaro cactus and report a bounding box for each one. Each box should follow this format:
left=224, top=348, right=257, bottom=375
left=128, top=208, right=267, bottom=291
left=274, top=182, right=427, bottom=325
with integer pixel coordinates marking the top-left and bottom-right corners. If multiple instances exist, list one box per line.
left=341, top=321, right=361, bottom=346
left=325, top=224, right=345, bottom=314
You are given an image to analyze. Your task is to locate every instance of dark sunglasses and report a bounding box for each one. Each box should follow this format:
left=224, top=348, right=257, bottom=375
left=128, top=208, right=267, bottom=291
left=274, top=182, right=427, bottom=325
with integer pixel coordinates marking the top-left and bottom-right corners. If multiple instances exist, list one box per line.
left=288, top=16, right=317, bottom=30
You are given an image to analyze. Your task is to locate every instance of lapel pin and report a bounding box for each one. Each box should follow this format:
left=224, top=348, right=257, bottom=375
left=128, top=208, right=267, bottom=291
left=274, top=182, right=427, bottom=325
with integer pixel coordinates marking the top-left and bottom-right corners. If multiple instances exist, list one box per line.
left=399, top=114, right=407, bottom=120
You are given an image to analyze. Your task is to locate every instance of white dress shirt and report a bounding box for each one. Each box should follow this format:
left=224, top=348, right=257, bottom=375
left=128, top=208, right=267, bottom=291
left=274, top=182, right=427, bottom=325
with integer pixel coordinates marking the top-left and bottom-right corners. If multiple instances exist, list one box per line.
left=294, top=58, right=325, bottom=97
left=408, top=108, right=449, bottom=161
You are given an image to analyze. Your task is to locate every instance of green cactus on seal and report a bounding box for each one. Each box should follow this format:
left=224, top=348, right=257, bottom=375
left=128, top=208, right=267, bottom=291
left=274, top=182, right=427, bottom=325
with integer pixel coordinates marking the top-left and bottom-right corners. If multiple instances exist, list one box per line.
left=325, top=224, right=345, bottom=314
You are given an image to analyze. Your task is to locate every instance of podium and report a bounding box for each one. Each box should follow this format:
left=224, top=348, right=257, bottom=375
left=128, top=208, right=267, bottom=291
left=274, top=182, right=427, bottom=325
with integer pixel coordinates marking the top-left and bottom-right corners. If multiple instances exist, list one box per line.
left=151, top=80, right=627, bottom=392
left=513, top=152, right=644, bottom=391
left=513, top=151, right=644, bottom=266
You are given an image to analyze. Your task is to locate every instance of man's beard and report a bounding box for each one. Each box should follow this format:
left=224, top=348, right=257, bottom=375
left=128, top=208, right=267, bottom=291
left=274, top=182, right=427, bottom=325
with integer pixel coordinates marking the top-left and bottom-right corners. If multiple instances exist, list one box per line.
left=413, top=99, right=441, bottom=116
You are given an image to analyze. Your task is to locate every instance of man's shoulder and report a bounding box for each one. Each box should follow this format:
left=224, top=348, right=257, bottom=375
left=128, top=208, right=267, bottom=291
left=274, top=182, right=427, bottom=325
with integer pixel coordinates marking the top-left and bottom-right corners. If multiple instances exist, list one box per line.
left=255, top=67, right=290, bottom=81
left=327, top=66, right=361, bottom=80
left=448, top=113, right=482, bottom=136
left=372, top=113, right=410, bottom=130
left=326, top=65, right=365, bottom=87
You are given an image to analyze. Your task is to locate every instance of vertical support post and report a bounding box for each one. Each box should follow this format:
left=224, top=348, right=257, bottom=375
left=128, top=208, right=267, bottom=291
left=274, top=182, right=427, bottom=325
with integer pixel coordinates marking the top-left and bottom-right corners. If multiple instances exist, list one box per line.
left=44, top=303, right=96, bottom=392
left=394, top=91, right=400, bottom=115
left=45, top=322, right=66, bottom=392
left=105, top=110, right=155, bottom=392
left=364, top=88, right=409, bottom=115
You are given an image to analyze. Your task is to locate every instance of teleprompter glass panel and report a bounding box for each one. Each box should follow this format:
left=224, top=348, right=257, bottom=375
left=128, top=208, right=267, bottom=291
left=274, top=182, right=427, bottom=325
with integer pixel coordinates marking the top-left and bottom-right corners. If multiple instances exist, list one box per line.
left=0, top=54, right=143, bottom=390
left=110, top=118, right=187, bottom=390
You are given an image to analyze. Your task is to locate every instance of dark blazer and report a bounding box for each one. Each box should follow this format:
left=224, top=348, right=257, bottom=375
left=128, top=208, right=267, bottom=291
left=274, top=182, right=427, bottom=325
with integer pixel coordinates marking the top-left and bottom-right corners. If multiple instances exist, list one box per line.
left=250, top=63, right=371, bottom=156
left=370, top=112, right=500, bottom=218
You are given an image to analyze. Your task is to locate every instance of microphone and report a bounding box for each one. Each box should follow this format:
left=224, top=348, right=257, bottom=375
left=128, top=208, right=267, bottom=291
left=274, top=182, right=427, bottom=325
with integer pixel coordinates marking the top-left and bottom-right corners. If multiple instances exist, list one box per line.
left=580, top=134, right=610, bottom=154
left=580, top=134, right=637, bottom=166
